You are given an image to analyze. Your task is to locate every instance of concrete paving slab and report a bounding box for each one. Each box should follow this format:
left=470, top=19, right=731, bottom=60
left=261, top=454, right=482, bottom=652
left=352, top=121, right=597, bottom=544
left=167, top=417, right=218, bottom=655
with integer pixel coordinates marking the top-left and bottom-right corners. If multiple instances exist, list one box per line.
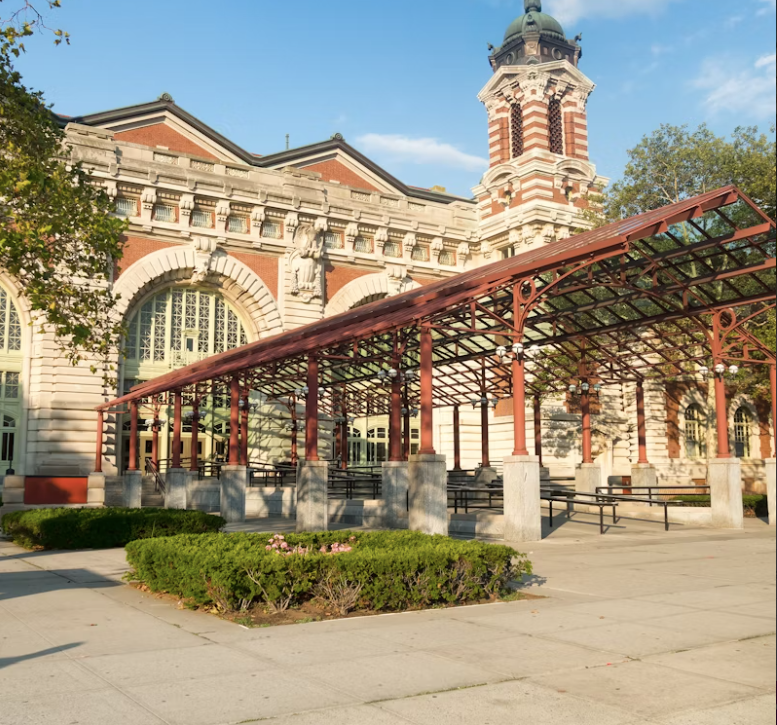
left=636, top=583, right=776, bottom=610
left=644, top=636, right=776, bottom=691
left=236, top=627, right=413, bottom=667
left=0, top=657, right=106, bottom=698
left=557, top=598, right=698, bottom=622
left=656, top=694, right=775, bottom=725
left=720, top=599, right=777, bottom=619
left=300, top=650, right=503, bottom=702
left=124, top=669, right=358, bottom=725
left=528, top=660, right=763, bottom=720
left=361, top=617, right=513, bottom=649
left=80, top=642, right=275, bottom=688
left=255, top=704, right=418, bottom=725
left=0, top=688, right=166, bottom=725
left=547, top=619, right=724, bottom=657
left=453, top=607, right=618, bottom=636
left=647, top=610, right=775, bottom=642
left=427, top=632, right=625, bottom=679
left=378, top=679, right=636, bottom=725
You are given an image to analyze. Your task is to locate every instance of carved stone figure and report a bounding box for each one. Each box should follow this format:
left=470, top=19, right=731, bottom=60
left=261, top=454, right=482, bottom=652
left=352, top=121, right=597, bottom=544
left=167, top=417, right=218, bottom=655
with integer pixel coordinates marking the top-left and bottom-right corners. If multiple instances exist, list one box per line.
left=290, top=223, right=324, bottom=302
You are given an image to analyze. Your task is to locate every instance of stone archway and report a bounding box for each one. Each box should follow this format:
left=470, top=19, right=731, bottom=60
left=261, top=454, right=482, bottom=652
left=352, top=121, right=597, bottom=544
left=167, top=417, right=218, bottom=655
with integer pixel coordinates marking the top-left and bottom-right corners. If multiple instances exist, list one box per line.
left=113, top=242, right=282, bottom=340
left=325, top=272, right=420, bottom=317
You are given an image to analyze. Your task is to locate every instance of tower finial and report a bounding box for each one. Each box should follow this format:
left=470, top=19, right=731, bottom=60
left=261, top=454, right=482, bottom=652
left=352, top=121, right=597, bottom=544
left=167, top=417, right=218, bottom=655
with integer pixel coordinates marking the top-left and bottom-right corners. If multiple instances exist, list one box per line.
left=524, top=0, right=541, bottom=11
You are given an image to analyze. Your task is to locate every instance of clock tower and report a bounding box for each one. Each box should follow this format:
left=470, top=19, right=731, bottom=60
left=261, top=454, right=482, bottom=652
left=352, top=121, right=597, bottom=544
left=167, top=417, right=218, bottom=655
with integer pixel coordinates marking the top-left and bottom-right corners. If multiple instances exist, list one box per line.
left=474, top=1, right=608, bottom=257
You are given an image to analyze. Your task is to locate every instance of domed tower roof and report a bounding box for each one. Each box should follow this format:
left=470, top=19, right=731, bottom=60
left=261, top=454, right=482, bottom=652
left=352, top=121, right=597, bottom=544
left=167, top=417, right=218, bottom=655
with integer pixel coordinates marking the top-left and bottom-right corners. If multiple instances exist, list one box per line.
left=488, top=0, right=582, bottom=71
left=504, top=1, right=566, bottom=43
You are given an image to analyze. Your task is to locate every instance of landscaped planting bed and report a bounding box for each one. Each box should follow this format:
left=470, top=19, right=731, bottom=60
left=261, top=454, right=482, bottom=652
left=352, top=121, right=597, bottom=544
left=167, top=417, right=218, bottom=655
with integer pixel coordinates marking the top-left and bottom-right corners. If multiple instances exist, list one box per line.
left=1, top=508, right=225, bottom=550
left=125, top=531, right=532, bottom=624
left=672, top=494, right=768, bottom=518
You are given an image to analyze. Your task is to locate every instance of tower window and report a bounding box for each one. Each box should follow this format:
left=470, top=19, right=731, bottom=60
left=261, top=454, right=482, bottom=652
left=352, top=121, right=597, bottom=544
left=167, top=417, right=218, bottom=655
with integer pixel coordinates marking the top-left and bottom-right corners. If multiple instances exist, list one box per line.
left=549, top=97, right=564, bottom=155
left=511, top=104, right=524, bottom=159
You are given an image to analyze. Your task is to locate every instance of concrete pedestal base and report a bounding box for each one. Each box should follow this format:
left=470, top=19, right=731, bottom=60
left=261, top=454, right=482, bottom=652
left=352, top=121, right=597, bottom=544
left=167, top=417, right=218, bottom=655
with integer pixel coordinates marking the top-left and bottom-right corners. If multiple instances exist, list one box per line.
left=631, top=463, right=657, bottom=490
left=2, top=475, right=24, bottom=505
left=87, top=473, right=106, bottom=506
left=297, top=461, right=329, bottom=532
left=220, top=466, right=248, bottom=524
left=474, top=467, right=498, bottom=484
left=408, top=454, right=448, bottom=536
left=765, top=458, right=776, bottom=526
left=382, top=461, right=409, bottom=529
left=122, top=471, right=142, bottom=509
left=165, top=469, right=187, bottom=510
left=709, top=458, right=743, bottom=530
left=575, top=464, right=602, bottom=495
left=503, top=455, right=541, bottom=542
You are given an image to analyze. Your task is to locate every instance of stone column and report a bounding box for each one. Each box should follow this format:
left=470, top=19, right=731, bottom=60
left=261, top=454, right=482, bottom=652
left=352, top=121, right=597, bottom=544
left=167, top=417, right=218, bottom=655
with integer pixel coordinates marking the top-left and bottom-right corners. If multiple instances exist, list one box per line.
left=709, top=458, right=743, bottom=529
left=1, top=474, right=25, bottom=507
left=87, top=473, right=106, bottom=506
left=297, top=460, right=328, bottom=531
left=123, top=470, right=142, bottom=509
left=766, top=459, right=776, bottom=526
left=165, top=468, right=187, bottom=510
left=408, top=453, right=448, bottom=536
left=503, top=455, right=541, bottom=542
left=220, top=465, right=248, bottom=524
left=575, top=463, right=602, bottom=495
left=382, top=461, right=409, bottom=529
left=631, top=463, right=657, bottom=490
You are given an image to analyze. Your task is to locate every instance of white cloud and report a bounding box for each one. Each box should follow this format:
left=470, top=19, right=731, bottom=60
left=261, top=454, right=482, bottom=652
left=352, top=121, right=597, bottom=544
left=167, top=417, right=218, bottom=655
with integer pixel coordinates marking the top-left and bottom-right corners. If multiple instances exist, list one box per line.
left=693, top=55, right=777, bottom=118
left=755, top=53, right=777, bottom=68
left=544, top=0, right=680, bottom=24
left=757, top=0, right=776, bottom=15
left=356, top=134, right=488, bottom=172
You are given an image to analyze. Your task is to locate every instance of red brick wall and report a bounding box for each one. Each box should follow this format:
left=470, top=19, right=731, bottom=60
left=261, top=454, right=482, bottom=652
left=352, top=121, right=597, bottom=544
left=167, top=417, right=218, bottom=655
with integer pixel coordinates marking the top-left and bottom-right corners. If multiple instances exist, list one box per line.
left=325, top=265, right=372, bottom=302
left=302, top=160, right=380, bottom=192
left=114, top=124, right=219, bottom=161
left=755, top=398, right=774, bottom=458
left=116, top=236, right=176, bottom=277
left=230, top=252, right=279, bottom=299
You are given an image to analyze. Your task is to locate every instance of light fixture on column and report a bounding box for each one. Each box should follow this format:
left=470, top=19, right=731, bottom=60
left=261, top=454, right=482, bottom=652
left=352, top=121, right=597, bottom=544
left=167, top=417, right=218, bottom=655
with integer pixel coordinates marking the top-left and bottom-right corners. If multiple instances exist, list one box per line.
left=411, top=407, right=419, bottom=418
left=490, top=398, right=499, bottom=409
left=495, top=346, right=508, bottom=360
left=470, top=397, right=481, bottom=409
left=728, top=365, right=739, bottom=376
left=593, top=384, right=602, bottom=393
left=294, top=386, right=310, bottom=398
left=699, top=365, right=710, bottom=380
left=512, top=342, right=525, bottom=358
left=568, top=384, right=577, bottom=394
left=401, top=407, right=409, bottom=416
left=581, top=382, right=590, bottom=393
left=388, top=368, right=398, bottom=379
left=714, top=363, right=727, bottom=376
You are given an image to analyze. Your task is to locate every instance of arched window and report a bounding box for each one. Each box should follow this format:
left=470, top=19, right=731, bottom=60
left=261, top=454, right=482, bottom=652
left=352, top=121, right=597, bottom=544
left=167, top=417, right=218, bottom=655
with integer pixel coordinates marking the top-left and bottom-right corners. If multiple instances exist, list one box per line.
left=511, top=104, right=524, bottom=158
left=0, top=287, right=24, bottom=469
left=734, top=407, right=752, bottom=458
left=548, top=97, right=564, bottom=155
left=685, top=405, right=706, bottom=459
left=124, top=288, right=248, bottom=372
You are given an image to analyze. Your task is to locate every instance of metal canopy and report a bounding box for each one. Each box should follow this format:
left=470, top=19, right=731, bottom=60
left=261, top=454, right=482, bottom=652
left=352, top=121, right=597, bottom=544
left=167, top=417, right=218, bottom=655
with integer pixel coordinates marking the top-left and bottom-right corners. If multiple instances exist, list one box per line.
left=102, top=185, right=776, bottom=416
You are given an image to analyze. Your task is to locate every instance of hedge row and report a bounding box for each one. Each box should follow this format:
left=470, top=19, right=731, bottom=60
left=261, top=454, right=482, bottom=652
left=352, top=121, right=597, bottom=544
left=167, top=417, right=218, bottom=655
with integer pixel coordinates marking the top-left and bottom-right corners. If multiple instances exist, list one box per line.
left=1, top=508, right=225, bottom=550
left=125, top=531, right=531, bottom=614
left=672, top=494, right=768, bottom=516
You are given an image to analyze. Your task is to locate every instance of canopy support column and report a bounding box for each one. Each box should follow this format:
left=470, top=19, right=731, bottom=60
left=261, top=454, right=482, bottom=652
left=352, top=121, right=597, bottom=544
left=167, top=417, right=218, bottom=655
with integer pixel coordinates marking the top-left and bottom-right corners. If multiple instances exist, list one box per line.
left=171, top=392, right=183, bottom=470
left=298, top=355, right=327, bottom=531
left=389, top=366, right=403, bottom=463
left=190, top=401, right=200, bottom=474
left=632, top=380, right=657, bottom=492
left=166, top=391, right=187, bottom=510
left=453, top=404, right=462, bottom=471
left=94, top=411, right=104, bottom=474
left=240, top=392, right=249, bottom=467
left=229, top=376, right=240, bottom=465
left=767, top=365, right=776, bottom=526
left=533, top=395, right=542, bottom=467
left=128, top=401, right=139, bottom=472
left=419, top=327, right=435, bottom=455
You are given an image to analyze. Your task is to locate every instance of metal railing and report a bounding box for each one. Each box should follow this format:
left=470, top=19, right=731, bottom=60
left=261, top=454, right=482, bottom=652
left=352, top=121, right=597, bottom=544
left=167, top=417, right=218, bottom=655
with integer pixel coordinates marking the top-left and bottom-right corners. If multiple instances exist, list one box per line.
left=250, top=463, right=297, bottom=488
left=144, top=459, right=166, bottom=495
left=328, top=467, right=382, bottom=500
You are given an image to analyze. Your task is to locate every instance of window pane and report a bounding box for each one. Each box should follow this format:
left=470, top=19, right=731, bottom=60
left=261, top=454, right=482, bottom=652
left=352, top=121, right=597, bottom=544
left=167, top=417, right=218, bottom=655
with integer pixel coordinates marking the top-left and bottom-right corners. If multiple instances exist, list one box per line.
left=227, top=216, right=248, bottom=234
left=191, top=210, right=213, bottom=228
left=115, top=198, right=137, bottom=217
left=411, top=246, right=430, bottom=262
left=354, top=237, right=373, bottom=253
left=153, top=204, right=177, bottom=223
left=324, top=232, right=343, bottom=250
left=383, top=241, right=402, bottom=258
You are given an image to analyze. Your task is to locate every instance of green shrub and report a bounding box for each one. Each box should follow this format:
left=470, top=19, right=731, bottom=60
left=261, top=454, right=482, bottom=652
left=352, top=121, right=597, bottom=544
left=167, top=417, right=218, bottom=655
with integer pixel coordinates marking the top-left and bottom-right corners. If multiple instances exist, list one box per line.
left=1, top=508, right=225, bottom=550
left=125, top=531, right=531, bottom=614
left=672, top=494, right=768, bottom=516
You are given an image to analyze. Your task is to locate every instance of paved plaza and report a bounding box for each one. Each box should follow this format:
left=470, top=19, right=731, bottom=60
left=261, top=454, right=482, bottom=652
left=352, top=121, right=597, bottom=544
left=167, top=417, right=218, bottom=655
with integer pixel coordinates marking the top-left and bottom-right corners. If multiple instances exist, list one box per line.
left=0, top=517, right=774, bottom=725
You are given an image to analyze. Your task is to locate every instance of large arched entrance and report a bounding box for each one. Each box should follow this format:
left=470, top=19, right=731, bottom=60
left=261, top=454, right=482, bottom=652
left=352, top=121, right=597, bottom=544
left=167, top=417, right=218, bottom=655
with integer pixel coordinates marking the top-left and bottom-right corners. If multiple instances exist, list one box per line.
left=120, top=286, right=252, bottom=472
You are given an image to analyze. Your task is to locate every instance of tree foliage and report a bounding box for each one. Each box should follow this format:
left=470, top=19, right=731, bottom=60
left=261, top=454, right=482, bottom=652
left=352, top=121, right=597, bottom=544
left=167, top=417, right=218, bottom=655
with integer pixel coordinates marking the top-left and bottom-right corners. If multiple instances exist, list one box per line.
left=1, top=1, right=126, bottom=376
left=607, top=123, right=776, bottom=222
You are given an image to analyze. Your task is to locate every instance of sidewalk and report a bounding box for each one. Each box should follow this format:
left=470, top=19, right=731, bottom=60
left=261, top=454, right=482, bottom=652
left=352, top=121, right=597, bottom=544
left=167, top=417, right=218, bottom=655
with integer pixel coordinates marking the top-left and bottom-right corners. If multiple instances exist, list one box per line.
left=0, top=520, right=774, bottom=725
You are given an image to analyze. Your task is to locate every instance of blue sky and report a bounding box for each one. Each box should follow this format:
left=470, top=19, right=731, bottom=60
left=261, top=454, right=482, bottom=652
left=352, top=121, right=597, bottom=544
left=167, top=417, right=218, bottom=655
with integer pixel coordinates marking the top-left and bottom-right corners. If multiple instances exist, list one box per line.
left=12, top=0, right=777, bottom=196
